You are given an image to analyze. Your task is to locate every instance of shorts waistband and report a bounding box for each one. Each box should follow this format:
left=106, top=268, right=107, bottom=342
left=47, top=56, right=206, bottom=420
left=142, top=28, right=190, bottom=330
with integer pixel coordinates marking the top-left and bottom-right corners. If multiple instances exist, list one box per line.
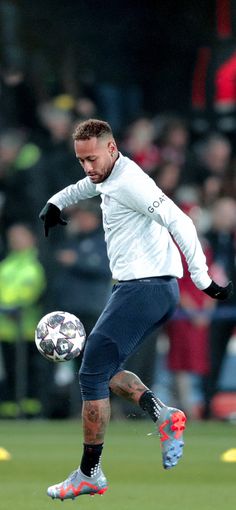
left=118, top=276, right=173, bottom=283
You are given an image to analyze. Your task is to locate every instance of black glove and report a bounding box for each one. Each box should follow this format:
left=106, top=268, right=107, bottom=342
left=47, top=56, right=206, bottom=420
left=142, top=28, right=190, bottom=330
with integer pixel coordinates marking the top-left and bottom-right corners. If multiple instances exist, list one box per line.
left=39, top=203, right=67, bottom=237
left=203, top=280, right=234, bottom=300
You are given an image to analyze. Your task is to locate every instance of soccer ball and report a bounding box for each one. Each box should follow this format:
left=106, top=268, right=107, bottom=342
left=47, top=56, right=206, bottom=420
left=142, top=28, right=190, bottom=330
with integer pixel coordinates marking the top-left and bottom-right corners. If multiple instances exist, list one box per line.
left=35, top=311, right=86, bottom=362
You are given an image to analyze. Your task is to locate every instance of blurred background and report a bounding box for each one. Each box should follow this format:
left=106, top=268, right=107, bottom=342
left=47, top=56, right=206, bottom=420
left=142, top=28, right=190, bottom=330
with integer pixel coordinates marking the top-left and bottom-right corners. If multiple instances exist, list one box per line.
left=0, top=0, right=236, bottom=422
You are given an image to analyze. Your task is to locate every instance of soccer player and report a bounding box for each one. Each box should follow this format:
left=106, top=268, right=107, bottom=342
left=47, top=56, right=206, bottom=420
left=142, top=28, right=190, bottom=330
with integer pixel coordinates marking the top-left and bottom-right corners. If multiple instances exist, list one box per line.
left=39, top=119, right=233, bottom=500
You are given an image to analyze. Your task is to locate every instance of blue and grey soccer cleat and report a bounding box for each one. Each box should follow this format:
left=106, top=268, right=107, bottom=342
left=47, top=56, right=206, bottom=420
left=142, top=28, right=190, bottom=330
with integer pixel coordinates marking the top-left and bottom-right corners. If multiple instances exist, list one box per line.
left=158, top=407, right=187, bottom=469
left=47, top=467, right=108, bottom=500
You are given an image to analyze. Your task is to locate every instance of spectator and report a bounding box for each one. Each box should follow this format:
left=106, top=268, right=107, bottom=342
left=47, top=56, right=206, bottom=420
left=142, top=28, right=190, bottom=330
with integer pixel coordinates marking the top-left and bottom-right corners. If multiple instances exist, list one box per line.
left=185, top=133, right=233, bottom=211
left=73, top=96, right=98, bottom=121
left=0, top=128, right=42, bottom=230
left=194, top=132, right=232, bottom=184
left=0, top=223, right=47, bottom=418
left=154, top=115, right=189, bottom=168
left=203, top=196, right=236, bottom=418
left=152, top=161, right=182, bottom=201
left=36, top=101, right=83, bottom=195
left=121, top=117, right=160, bottom=175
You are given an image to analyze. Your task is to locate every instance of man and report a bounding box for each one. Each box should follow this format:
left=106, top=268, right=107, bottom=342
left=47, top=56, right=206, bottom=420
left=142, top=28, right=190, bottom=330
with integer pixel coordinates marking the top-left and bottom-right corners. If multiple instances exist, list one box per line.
left=39, top=119, right=233, bottom=501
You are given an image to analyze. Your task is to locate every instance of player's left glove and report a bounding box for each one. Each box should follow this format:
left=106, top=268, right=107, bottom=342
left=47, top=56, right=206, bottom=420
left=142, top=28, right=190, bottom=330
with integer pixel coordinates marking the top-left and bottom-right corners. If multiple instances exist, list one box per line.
left=39, top=203, right=67, bottom=237
left=203, top=280, right=233, bottom=300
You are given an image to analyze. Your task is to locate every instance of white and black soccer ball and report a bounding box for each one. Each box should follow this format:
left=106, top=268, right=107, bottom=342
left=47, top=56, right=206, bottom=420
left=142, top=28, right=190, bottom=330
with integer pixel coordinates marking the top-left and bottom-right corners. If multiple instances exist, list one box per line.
left=35, top=311, right=86, bottom=362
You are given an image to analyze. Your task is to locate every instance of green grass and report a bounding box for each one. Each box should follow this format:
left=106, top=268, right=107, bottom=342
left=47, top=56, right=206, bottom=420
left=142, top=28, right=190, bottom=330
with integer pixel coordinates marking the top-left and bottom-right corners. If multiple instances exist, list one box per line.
left=0, top=419, right=236, bottom=509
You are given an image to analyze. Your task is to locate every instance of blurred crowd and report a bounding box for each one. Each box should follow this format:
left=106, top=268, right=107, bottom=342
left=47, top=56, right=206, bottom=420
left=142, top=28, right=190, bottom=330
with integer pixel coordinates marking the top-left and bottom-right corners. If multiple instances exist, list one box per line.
left=0, top=0, right=236, bottom=421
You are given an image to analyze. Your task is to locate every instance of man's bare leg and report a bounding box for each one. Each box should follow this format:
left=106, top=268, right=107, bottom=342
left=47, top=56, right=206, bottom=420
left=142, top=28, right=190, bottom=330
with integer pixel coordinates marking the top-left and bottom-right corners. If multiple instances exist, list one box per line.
left=109, top=369, right=186, bottom=470
left=47, top=369, right=186, bottom=500
left=82, top=398, right=111, bottom=444
left=47, top=399, right=110, bottom=500
left=109, top=369, right=165, bottom=420
left=109, top=369, right=148, bottom=403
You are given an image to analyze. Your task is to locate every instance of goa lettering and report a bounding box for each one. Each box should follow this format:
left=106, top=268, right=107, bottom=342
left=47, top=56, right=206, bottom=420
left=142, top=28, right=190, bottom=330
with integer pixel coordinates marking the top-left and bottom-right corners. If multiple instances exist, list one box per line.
left=148, top=194, right=166, bottom=213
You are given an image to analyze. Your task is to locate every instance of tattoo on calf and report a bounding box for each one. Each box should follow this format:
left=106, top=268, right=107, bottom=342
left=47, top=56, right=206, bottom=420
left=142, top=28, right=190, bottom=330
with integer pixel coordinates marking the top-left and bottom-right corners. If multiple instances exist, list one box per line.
left=83, top=399, right=110, bottom=444
left=109, top=370, right=148, bottom=403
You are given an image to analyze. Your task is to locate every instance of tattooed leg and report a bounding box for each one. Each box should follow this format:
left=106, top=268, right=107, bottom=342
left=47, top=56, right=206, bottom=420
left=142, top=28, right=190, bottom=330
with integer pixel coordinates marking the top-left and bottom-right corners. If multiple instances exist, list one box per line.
left=82, top=398, right=111, bottom=444
left=109, top=370, right=165, bottom=421
left=109, top=370, right=148, bottom=403
left=46, top=399, right=110, bottom=495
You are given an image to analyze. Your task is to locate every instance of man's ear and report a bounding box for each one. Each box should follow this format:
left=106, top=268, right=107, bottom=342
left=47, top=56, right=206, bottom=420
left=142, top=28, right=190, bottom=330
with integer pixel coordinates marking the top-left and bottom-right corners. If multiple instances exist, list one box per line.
left=108, top=140, right=116, bottom=154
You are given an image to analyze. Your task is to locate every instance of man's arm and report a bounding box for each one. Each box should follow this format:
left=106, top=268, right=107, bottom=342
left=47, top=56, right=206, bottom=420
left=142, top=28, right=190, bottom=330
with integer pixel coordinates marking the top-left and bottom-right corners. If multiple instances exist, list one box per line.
left=39, top=177, right=99, bottom=237
left=119, top=172, right=233, bottom=299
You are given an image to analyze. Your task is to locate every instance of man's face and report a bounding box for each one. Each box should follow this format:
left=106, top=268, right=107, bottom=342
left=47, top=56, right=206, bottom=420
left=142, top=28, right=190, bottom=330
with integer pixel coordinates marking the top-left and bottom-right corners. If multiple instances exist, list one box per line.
left=74, top=136, right=116, bottom=183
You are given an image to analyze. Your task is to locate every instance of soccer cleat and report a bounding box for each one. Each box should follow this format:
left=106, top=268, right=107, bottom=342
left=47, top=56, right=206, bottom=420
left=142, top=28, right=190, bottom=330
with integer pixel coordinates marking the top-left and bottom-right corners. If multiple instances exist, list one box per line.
left=47, top=468, right=108, bottom=500
left=158, top=407, right=187, bottom=469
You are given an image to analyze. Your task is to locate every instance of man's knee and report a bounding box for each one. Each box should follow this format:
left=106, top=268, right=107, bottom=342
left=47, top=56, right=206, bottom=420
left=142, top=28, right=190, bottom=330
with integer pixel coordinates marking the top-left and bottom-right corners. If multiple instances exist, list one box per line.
left=79, top=331, right=121, bottom=400
left=79, top=368, right=110, bottom=400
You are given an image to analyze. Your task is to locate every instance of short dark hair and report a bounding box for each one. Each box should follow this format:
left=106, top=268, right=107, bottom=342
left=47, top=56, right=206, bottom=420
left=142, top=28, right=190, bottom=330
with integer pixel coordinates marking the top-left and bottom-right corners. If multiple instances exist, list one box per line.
left=72, top=119, right=113, bottom=141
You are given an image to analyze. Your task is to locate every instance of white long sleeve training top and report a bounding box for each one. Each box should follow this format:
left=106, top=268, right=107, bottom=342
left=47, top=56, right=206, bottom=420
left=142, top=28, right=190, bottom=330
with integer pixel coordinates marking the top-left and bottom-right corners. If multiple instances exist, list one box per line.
left=48, top=152, right=211, bottom=290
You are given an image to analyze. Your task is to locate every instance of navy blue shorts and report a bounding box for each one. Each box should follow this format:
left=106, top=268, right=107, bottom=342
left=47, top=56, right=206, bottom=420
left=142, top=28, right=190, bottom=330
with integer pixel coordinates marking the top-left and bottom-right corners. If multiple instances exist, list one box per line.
left=79, top=276, right=179, bottom=400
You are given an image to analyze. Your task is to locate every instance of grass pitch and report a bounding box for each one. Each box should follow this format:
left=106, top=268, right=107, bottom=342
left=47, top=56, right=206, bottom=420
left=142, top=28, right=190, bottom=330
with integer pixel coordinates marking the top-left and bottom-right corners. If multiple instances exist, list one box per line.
left=0, top=419, right=235, bottom=510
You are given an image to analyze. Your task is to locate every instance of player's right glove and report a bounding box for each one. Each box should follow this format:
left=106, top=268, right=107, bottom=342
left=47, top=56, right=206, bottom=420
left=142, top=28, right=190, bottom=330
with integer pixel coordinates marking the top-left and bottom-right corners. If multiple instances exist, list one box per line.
left=39, top=203, right=67, bottom=237
left=203, top=280, right=233, bottom=300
